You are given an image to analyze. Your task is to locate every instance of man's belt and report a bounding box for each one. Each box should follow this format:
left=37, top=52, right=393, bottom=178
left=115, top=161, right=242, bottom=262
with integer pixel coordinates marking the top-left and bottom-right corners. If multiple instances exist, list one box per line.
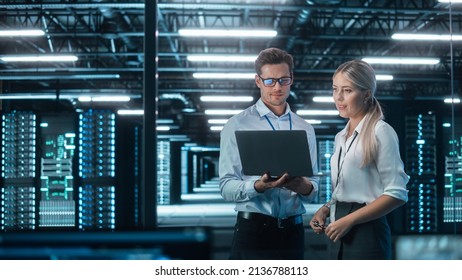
left=238, top=211, right=303, bottom=229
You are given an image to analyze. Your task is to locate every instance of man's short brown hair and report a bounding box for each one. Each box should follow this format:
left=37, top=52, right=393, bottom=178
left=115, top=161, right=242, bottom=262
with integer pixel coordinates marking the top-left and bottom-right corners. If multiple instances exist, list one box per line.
left=255, top=48, right=294, bottom=75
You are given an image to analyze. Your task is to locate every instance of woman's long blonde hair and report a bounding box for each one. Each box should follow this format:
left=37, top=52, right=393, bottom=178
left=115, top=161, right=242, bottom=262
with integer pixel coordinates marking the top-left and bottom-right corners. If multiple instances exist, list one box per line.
left=334, top=60, right=383, bottom=167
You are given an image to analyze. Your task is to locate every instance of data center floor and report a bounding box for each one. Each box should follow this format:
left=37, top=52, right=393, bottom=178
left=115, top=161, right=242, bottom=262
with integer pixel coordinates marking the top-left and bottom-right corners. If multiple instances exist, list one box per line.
left=157, top=182, right=328, bottom=259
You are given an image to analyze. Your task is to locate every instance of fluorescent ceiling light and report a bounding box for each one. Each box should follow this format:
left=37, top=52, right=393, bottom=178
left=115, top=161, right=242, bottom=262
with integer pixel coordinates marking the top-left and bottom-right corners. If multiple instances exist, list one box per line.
left=188, top=146, right=220, bottom=152
left=305, top=119, right=322, bottom=124
left=313, top=96, right=334, bottom=103
left=0, top=94, right=57, bottom=100
left=157, top=126, right=171, bottom=131
left=78, top=96, right=92, bottom=102
left=158, top=135, right=190, bottom=141
left=0, top=74, right=120, bottom=80
left=444, top=98, right=460, bottom=103
left=69, top=74, right=120, bottom=79
left=376, top=75, right=393, bottom=81
left=182, top=108, right=196, bottom=113
left=392, top=33, right=462, bottom=41
left=78, top=96, right=130, bottom=102
left=179, top=29, right=277, bottom=38
left=208, top=119, right=229, bottom=124
left=193, top=72, right=255, bottom=79
left=117, top=109, right=143, bottom=115
left=438, top=0, right=462, bottom=3
left=92, top=96, right=130, bottom=102
left=0, top=29, right=45, bottom=37
left=187, top=55, right=257, bottom=62
left=204, top=109, right=243, bottom=115
left=1, top=55, right=78, bottom=62
left=210, top=126, right=224, bottom=131
left=200, top=96, right=253, bottom=102
left=157, top=119, right=174, bottom=124
left=194, top=73, right=392, bottom=80
left=442, top=123, right=451, bottom=128
left=0, top=93, right=131, bottom=100
left=362, top=57, right=440, bottom=65
left=296, top=109, right=339, bottom=116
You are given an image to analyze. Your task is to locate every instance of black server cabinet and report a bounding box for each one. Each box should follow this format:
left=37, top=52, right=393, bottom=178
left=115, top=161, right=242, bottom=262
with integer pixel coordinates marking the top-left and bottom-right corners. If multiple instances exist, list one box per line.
left=1, top=110, right=119, bottom=231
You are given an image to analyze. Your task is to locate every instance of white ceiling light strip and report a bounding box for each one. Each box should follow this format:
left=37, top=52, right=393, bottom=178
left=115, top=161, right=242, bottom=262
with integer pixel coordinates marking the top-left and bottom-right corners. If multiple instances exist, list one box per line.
left=296, top=110, right=339, bottom=116
left=362, top=57, right=440, bottom=65
left=313, top=96, right=334, bottom=103
left=193, top=73, right=255, bottom=79
left=392, top=33, right=462, bottom=41
left=207, top=119, right=229, bottom=124
left=179, top=29, right=277, bottom=38
left=200, top=96, right=253, bottom=102
left=438, top=0, right=462, bottom=3
left=117, top=110, right=144, bottom=115
left=0, top=29, right=45, bottom=37
left=444, top=98, right=460, bottom=104
left=1, top=55, right=78, bottom=62
left=376, top=75, right=394, bottom=81
left=204, top=109, right=243, bottom=115
left=78, top=96, right=131, bottom=102
left=187, top=55, right=257, bottom=62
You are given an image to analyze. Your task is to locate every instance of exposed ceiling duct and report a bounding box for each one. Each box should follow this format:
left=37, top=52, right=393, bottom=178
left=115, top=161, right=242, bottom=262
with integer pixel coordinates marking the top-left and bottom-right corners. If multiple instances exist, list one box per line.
left=99, top=7, right=138, bottom=50
left=286, top=8, right=312, bottom=52
left=0, top=1, right=460, bottom=142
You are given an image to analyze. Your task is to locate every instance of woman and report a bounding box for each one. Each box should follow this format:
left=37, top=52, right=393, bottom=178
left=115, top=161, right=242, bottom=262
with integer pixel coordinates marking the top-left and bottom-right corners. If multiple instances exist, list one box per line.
left=310, top=60, right=409, bottom=259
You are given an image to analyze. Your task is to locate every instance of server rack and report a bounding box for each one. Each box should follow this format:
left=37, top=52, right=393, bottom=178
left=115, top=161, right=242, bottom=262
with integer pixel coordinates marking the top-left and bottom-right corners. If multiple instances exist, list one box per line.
left=405, top=112, right=438, bottom=233
left=1, top=111, right=37, bottom=230
left=1, top=110, right=118, bottom=231
left=317, top=138, right=335, bottom=204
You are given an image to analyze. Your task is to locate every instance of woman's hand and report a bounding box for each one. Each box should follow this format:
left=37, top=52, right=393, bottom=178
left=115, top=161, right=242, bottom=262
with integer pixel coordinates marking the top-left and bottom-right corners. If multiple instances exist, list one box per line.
left=309, top=206, right=329, bottom=234
left=324, top=216, right=354, bottom=242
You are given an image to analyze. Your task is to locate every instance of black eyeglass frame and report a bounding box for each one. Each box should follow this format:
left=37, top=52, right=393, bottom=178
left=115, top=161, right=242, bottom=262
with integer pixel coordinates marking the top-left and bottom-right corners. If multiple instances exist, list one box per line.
left=257, top=74, right=293, bottom=87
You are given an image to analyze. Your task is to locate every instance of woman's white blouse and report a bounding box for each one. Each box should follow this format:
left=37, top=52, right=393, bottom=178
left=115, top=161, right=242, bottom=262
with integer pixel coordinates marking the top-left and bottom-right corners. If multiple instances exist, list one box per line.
left=330, top=118, right=409, bottom=221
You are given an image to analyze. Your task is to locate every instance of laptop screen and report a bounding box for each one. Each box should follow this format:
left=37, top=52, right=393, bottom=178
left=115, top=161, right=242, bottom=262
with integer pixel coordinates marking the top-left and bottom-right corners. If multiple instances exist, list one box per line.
left=235, top=130, right=314, bottom=177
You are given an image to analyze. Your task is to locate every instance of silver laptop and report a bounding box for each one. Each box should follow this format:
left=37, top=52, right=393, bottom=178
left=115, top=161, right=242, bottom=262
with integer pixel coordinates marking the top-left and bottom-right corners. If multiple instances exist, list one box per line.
left=235, top=130, right=314, bottom=177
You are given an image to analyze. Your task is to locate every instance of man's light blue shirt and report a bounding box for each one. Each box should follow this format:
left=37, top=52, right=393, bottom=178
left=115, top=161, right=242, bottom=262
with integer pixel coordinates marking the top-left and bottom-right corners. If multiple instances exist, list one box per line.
left=219, top=98, right=319, bottom=218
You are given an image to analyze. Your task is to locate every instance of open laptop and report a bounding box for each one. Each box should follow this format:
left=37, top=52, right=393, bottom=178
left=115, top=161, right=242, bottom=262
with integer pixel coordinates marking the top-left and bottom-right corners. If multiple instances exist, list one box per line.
left=235, top=130, right=314, bottom=177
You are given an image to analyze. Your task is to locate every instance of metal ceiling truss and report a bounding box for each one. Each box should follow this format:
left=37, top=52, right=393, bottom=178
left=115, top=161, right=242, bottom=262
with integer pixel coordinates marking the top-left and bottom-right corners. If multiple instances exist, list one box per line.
left=0, top=0, right=461, bottom=140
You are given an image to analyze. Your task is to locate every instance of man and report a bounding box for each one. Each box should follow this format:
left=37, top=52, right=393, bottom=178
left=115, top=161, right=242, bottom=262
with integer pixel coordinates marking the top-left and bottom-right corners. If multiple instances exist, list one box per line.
left=219, top=47, right=319, bottom=259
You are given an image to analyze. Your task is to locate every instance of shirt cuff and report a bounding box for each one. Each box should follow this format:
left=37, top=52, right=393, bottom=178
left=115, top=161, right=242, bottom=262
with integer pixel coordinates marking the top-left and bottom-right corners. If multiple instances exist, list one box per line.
left=384, top=187, right=409, bottom=203
left=302, top=179, right=319, bottom=201
left=245, top=179, right=261, bottom=199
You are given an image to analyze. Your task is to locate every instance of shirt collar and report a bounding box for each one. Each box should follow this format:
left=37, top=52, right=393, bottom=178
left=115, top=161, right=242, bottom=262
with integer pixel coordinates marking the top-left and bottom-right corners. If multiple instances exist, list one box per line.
left=342, top=115, right=367, bottom=137
left=256, top=98, right=291, bottom=118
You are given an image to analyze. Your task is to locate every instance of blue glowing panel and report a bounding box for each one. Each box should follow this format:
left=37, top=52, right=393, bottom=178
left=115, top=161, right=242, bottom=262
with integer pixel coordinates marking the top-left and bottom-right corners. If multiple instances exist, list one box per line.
left=405, top=113, right=437, bottom=233
left=39, top=114, right=76, bottom=227
left=78, top=110, right=116, bottom=230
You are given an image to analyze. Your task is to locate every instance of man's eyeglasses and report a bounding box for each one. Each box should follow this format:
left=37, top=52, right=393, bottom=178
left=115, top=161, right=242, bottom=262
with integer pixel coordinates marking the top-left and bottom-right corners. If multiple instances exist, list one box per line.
left=258, top=75, right=292, bottom=87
